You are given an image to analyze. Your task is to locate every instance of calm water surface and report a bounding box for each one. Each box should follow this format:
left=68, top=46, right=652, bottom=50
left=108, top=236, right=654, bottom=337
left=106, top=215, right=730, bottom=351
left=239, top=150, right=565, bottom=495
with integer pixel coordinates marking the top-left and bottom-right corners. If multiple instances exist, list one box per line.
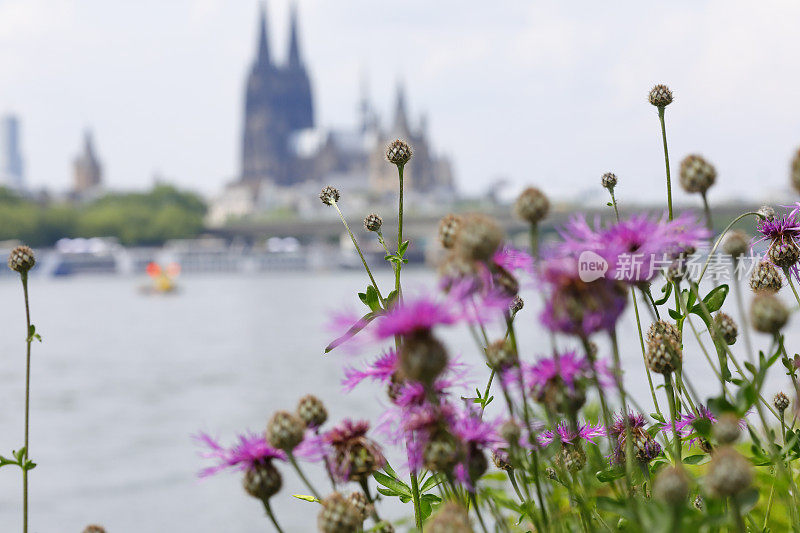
left=0, top=270, right=794, bottom=531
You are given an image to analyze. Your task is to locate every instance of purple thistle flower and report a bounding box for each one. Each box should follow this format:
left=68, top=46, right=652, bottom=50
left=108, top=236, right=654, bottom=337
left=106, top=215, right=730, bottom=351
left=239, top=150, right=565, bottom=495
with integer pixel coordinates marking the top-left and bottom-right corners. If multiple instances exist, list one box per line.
left=755, top=206, right=800, bottom=275
left=508, top=350, right=612, bottom=394
left=538, top=421, right=606, bottom=447
left=608, top=412, right=662, bottom=465
left=557, top=212, right=708, bottom=283
left=450, top=410, right=503, bottom=449
left=322, top=419, right=386, bottom=482
left=537, top=255, right=628, bottom=336
left=493, top=245, right=534, bottom=274
left=668, top=405, right=747, bottom=446
left=374, top=295, right=459, bottom=339
left=342, top=349, right=398, bottom=392
left=194, top=431, right=286, bottom=477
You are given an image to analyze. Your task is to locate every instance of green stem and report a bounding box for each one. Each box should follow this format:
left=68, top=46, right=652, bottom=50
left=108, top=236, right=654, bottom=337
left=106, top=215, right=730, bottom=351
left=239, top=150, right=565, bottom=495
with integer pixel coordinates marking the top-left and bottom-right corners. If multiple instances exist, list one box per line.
left=287, top=453, right=321, bottom=500
left=700, top=191, right=713, bottom=231
left=697, top=211, right=760, bottom=282
left=631, top=288, right=663, bottom=416
left=332, top=202, right=385, bottom=306
left=21, top=271, right=31, bottom=533
left=658, top=106, right=673, bottom=221
left=396, top=164, right=404, bottom=302
left=359, top=478, right=384, bottom=524
left=470, top=492, right=490, bottom=533
left=730, top=497, right=746, bottom=533
left=409, top=470, right=423, bottom=530
left=732, top=258, right=756, bottom=363
left=664, top=374, right=681, bottom=463
left=783, top=268, right=800, bottom=309
left=262, top=499, right=285, bottom=533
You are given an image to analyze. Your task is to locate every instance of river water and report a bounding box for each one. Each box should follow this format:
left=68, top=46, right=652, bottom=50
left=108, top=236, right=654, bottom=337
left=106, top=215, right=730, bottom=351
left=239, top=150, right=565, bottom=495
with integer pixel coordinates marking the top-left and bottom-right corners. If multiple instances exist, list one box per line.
left=0, top=269, right=795, bottom=531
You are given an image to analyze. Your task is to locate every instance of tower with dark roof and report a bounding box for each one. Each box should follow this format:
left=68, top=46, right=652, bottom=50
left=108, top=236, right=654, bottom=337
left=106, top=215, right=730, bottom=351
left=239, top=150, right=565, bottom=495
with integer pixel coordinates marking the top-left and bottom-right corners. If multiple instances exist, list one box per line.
left=73, top=130, right=103, bottom=194
left=240, top=2, right=314, bottom=185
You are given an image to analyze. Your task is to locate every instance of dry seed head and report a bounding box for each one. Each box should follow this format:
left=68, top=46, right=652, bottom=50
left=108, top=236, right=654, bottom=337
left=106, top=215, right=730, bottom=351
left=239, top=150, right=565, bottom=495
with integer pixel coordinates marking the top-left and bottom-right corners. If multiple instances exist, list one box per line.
left=601, top=172, right=618, bottom=190
left=499, top=420, right=521, bottom=445
left=706, top=447, right=753, bottom=497
left=319, top=186, right=340, bottom=206
left=545, top=467, right=558, bottom=480
left=768, top=241, right=800, bottom=269
left=510, top=295, right=524, bottom=314
left=399, top=332, right=448, bottom=385
left=83, top=527, right=107, bottom=533
left=514, top=187, right=550, bottom=225
left=8, top=245, right=35, bottom=273
left=750, top=260, right=782, bottom=293
left=438, top=214, right=462, bottom=249
left=759, top=205, right=776, bottom=220
left=297, top=394, right=327, bottom=429
left=242, top=461, right=282, bottom=501
left=485, top=339, right=518, bottom=370
left=556, top=445, right=587, bottom=473
left=427, top=502, right=474, bottom=533
left=363, top=213, right=382, bottom=232
left=713, top=312, right=738, bottom=345
left=653, top=466, right=689, bottom=505
left=266, top=410, right=306, bottom=451
left=346, top=491, right=368, bottom=521
left=722, top=230, right=750, bottom=258
left=454, top=213, right=504, bottom=262
left=386, top=139, right=412, bottom=166
left=693, top=495, right=703, bottom=510
left=679, top=155, right=716, bottom=194
left=750, top=292, right=789, bottom=334
left=713, top=413, right=741, bottom=445
left=774, top=391, right=790, bottom=412
left=645, top=320, right=682, bottom=374
left=792, top=147, right=800, bottom=193
left=492, top=266, right=519, bottom=298
left=492, top=449, right=513, bottom=471
left=648, top=84, right=673, bottom=107
left=318, top=492, right=363, bottom=533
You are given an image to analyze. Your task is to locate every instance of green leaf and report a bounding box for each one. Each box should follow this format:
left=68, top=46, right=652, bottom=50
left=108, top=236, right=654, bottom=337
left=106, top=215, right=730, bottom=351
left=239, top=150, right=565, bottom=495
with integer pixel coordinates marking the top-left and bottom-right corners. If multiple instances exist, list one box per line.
left=654, top=282, right=673, bottom=305
left=292, top=494, right=319, bottom=503
left=419, top=474, right=442, bottom=493
left=324, top=312, right=377, bottom=353
left=373, top=471, right=412, bottom=498
left=683, top=454, right=707, bottom=465
left=691, top=417, right=712, bottom=438
left=596, top=467, right=625, bottom=483
left=398, top=240, right=410, bottom=256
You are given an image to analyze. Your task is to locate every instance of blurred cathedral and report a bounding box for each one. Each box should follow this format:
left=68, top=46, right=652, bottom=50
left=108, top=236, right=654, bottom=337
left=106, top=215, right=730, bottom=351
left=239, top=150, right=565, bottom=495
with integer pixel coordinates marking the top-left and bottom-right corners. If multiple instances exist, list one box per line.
left=209, top=2, right=455, bottom=226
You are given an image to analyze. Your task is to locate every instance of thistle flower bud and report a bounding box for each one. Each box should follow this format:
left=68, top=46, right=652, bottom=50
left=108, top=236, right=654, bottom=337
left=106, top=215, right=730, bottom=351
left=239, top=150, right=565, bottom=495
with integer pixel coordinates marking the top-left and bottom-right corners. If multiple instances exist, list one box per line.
left=722, top=230, right=750, bottom=258
left=492, top=266, right=519, bottom=298
left=427, top=502, right=474, bottom=533
left=706, top=447, right=753, bottom=497
left=386, top=139, right=412, bottom=166
left=297, top=394, right=327, bottom=429
left=750, top=260, right=782, bottom=293
left=648, top=84, right=673, bottom=107
left=653, top=466, right=689, bottom=505
left=759, top=205, right=776, bottom=220
left=318, top=492, right=363, bottom=533
left=679, top=155, right=716, bottom=194
left=601, top=172, right=618, bottom=190
left=769, top=241, right=800, bottom=269
left=399, top=331, right=448, bottom=386
left=8, top=245, right=35, bottom=273
left=492, top=449, right=513, bottom=471
left=424, top=431, right=465, bottom=473
left=665, top=259, right=688, bottom=283
left=514, top=187, right=550, bottom=225
left=713, top=312, right=738, bottom=345
left=386, top=371, right=406, bottom=405
left=363, top=213, right=382, bottom=232
left=454, top=213, right=504, bottom=262
left=510, top=295, right=524, bottom=314
left=545, top=467, right=558, bottom=480
left=83, top=526, right=107, bottom=533
left=346, top=491, right=368, bottom=521
left=792, top=147, right=800, bottom=193
left=485, top=339, right=518, bottom=370
left=499, top=420, right=521, bottom=446
left=438, top=214, right=462, bottom=249
left=750, top=292, right=789, bottom=334
left=556, top=444, right=587, bottom=473
left=645, top=320, right=682, bottom=374
left=266, top=411, right=305, bottom=452
left=774, top=391, right=790, bottom=412
left=243, top=461, right=282, bottom=501
left=714, top=413, right=741, bottom=445
left=319, top=186, right=340, bottom=206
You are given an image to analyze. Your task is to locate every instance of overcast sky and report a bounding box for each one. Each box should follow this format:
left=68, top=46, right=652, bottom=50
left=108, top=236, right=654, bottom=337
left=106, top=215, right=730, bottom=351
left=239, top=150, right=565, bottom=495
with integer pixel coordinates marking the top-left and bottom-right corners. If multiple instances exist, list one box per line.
left=1, top=0, right=799, bottom=204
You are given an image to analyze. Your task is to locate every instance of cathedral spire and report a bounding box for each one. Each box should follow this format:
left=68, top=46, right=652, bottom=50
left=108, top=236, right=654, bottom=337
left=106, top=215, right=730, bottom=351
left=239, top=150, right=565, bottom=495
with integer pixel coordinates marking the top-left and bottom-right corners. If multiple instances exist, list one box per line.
left=392, top=82, right=410, bottom=134
left=287, top=2, right=302, bottom=68
left=255, top=2, right=271, bottom=67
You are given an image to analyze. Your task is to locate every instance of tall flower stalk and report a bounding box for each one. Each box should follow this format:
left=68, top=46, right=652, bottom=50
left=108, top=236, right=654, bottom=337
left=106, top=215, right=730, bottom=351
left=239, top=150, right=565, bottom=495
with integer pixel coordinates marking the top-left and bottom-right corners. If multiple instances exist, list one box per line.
left=649, top=84, right=674, bottom=220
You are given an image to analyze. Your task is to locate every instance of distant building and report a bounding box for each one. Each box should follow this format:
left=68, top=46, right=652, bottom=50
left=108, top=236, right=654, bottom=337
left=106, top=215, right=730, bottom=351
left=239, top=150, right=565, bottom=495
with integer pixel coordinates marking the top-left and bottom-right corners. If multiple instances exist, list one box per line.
left=72, top=130, right=103, bottom=198
left=210, top=2, right=455, bottom=226
left=0, top=115, right=25, bottom=191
